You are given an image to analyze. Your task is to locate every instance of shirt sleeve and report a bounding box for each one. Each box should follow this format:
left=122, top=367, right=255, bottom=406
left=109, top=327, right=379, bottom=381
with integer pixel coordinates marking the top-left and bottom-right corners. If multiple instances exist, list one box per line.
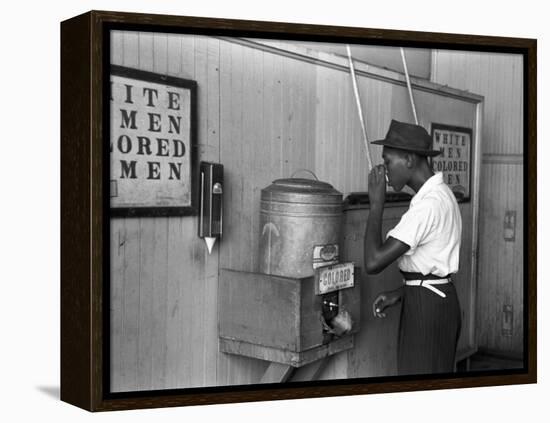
left=386, top=200, right=437, bottom=254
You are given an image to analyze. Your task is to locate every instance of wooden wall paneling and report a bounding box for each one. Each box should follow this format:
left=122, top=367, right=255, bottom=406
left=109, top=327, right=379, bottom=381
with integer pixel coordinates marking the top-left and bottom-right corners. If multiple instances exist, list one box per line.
left=203, top=37, right=221, bottom=386
left=432, top=51, right=523, bottom=155
left=134, top=31, right=155, bottom=391
left=163, top=34, right=184, bottom=389
left=153, top=32, right=168, bottom=73
left=237, top=43, right=254, bottom=274
left=314, top=66, right=340, bottom=187
left=351, top=74, right=370, bottom=192
left=111, top=30, right=123, bottom=66
left=109, top=31, right=124, bottom=392
left=180, top=34, right=196, bottom=80
left=139, top=32, right=153, bottom=71
left=262, top=42, right=280, bottom=181
left=342, top=69, right=353, bottom=194
left=282, top=51, right=302, bottom=178
left=110, top=30, right=140, bottom=393
left=343, top=208, right=404, bottom=377
left=500, top=164, right=523, bottom=354
left=167, top=34, right=182, bottom=76
left=432, top=50, right=525, bottom=357
left=281, top=52, right=295, bottom=178
left=136, top=218, right=154, bottom=390
left=109, top=220, right=125, bottom=391
left=117, top=219, right=141, bottom=391
left=220, top=40, right=244, bottom=273
left=217, top=40, right=270, bottom=387
left=109, top=33, right=224, bottom=390
left=332, top=69, right=345, bottom=191
left=511, top=164, right=524, bottom=354
left=150, top=34, right=171, bottom=390
left=243, top=44, right=263, bottom=274
left=188, top=35, right=218, bottom=386
left=270, top=44, right=285, bottom=179
left=305, top=60, right=317, bottom=180
left=389, top=83, right=415, bottom=127
left=184, top=35, right=207, bottom=388
left=168, top=34, right=197, bottom=389
left=478, top=164, right=499, bottom=350
left=314, top=73, right=393, bottom=198
left=150, top=218, right=170, bottom=389
left=478, top=166, right=501, bottom=352
left=477, top=163, right=524, bottom=355
left=237, top=44, right=275, bottom=385
left=122, top=31, right=139, bottom=68
left=306, top=60, right=317, bottom=171
left=165, top=218, right=184, bottom=387
left=359, top=78, right=394, bottom=191
left=218, top=39, right=236, bottom=273
left=328, top=67, right=344, bottom=190
left=314, top=65, right=328, bottom=185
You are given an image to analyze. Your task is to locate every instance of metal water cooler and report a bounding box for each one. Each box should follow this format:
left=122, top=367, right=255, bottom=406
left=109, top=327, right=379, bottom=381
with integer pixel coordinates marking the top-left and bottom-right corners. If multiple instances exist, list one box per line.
left=219, top=176, right=360, bottom=381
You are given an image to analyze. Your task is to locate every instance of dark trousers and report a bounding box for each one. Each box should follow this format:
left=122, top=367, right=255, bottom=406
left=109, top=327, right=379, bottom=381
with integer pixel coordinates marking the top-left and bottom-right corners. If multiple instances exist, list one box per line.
left=397, top=282, right=462, bottom=375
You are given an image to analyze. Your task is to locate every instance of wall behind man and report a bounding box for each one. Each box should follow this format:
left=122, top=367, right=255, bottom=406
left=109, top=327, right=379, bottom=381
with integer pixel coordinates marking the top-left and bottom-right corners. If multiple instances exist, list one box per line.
left=109, top=33, right=482, bottom=391
left=432, top=51, right=524, bottom=357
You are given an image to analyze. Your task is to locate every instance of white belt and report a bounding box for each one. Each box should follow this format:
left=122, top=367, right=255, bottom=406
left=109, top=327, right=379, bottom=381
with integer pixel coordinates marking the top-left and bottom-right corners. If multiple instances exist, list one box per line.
left=404, top=278, right=450, bottom=298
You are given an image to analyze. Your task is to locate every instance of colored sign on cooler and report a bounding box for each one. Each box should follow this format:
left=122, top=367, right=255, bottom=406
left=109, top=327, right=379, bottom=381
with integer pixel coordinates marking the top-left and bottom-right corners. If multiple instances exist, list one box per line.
left=315, top=262, right=355, bottom=295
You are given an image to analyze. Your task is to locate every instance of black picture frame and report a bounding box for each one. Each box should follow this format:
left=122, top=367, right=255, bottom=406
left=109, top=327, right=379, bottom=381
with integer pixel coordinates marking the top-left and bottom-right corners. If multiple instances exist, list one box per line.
left=61, top=10, right=536, bottom=412
left=109, top=65, right=198, bottom=217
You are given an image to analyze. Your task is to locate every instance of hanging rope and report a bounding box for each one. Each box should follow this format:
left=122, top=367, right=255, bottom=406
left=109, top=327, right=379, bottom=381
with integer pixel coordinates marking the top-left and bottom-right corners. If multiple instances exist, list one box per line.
left=346, top=45, right=373, bottom=172
left=400, top=47, right=419, bottom=125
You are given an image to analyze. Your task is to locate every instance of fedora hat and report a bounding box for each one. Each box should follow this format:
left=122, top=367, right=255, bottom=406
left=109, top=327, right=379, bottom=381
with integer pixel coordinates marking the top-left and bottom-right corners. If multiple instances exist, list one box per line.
left=371, top=119, right=441, bottom=156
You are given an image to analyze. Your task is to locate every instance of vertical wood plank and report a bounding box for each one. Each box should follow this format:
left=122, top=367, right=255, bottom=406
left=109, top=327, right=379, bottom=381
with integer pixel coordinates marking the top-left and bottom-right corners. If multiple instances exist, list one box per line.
left=432, top=51, right=523, bottom=155
left=167, top=34, right=182, bottom=77
left=163, top=33, right=185, bottom=388
left=120, top=218, right=140, bottom=391
left=153, top=33, right=168, bottom=74
left=190, top=35, right=209, bottom=385
left=136, top=218, right=154, bottom=390
left=111, top=30, right=141, bottom=392
left=202, top=37, right=221, bottom=386
left=122, top=31, right=139, bottom=68
left=109, top=219, right=124, bottom=391
left=476, top=163, right=524, bottom=355
left=109, top=32, right=122, bottom=392
left=110, top=30, right=123, bottom=66
left=165, top=217, right=183, bottom=387
left=225, top=41, right=244, bottom=271
left=138, top=32, right=154, bottom=72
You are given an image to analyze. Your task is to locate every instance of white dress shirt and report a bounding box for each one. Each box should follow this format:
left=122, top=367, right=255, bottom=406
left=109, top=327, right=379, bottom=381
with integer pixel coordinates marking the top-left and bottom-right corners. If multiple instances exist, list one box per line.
left=386, top=172, right=462, bottom=277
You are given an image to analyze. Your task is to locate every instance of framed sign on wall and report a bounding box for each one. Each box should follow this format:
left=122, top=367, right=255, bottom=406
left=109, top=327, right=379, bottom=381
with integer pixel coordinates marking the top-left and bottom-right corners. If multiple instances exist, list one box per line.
left=110, top=66, right=197, bottom=217
left=431, top=123, right=473, bottom=202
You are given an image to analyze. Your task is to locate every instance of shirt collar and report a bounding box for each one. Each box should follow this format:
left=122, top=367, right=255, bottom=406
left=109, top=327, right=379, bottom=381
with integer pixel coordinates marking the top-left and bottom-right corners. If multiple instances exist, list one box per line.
left=410, top=172, right=444, bottom=205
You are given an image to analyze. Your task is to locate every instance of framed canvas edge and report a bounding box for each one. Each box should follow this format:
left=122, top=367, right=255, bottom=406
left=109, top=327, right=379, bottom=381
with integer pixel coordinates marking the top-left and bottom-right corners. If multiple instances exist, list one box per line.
left=60, top=10, right=537, bottom=412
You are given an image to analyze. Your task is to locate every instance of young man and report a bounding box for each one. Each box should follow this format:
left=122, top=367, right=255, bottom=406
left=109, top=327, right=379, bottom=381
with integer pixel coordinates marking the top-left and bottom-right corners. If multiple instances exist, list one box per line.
left=364, top=119, right=462, bottom=375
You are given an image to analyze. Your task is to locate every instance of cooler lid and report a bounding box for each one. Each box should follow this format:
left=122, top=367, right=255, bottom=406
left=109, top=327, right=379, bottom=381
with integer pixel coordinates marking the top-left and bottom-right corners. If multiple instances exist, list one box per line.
left=262, top=178, right=342, bottom=202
